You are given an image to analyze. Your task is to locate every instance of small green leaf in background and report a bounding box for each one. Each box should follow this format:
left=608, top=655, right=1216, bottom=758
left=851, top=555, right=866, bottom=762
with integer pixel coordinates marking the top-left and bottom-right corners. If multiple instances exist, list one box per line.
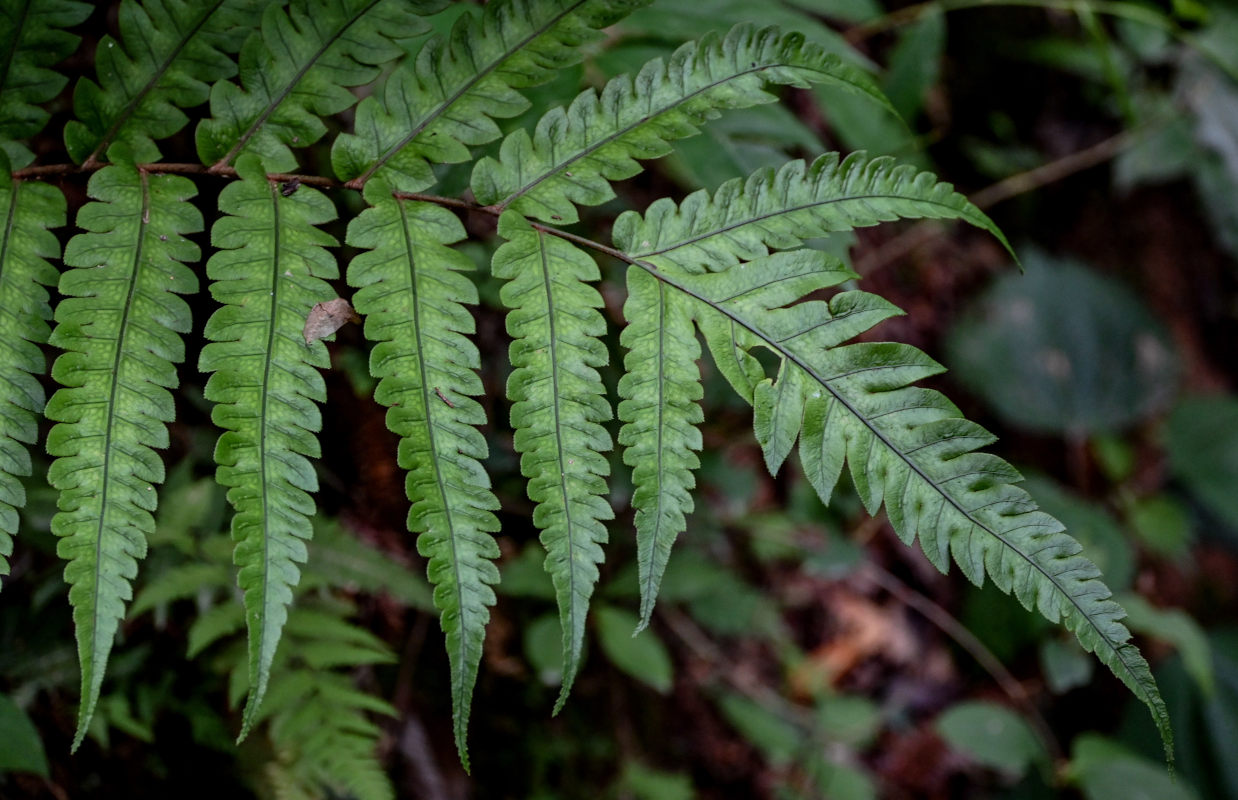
left=946, top=250, right=1179, bottom=435
left=0, top=693, right=48, bottom=777
left=935, top=701, right=1047, bottom=778
left=1167, top=395, right=1238, bottom=539
left=1115, top=592, right=1213, bottom=697
left=717, top=692, right=802, bottom=765
left=816, top=694, right=881, bottom=748
left=1125, top=495, right=1193, bottom=559
left=524, top=613, right=566, bottom=687
left=1069, top=734, right=1197, bottom=800
left=501, top=543, right=558, bottom=600
left=1040, top=637, right=1095, bottom=694
left=595, top=606, right=673, bottom=693
left=616, top=761, right=695, bottom=800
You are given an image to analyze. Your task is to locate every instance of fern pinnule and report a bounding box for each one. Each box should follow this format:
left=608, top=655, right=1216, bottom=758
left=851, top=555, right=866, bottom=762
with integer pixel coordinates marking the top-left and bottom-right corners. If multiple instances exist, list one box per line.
left=64, top=0, right=263, bottom=165
left=0, top=0, right=92, bottom=168
left=0, top=167, right=66, bottom=586
left=346, top=187, right=501, bottom=771
left=196, top=0, right=448, bottom=173
left=644, top=247, right=1172, bottom=760
left=199, top=154, right=340, bottom=740
left=614, top=151, right=1012, bottom=273
left=617, top=267, right=703, bottom=630
left=494, top=211, right=613, bottom=707
left=45, top=162, right=202, bottom=748
left=473, top=23, right=891, bottom=224
left=331, top=0, right=652, bottom=192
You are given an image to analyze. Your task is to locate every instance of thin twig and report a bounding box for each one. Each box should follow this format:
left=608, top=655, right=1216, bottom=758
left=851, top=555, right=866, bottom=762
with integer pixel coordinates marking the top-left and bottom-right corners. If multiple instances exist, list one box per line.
left=858, top=562, right=1064, bottom=764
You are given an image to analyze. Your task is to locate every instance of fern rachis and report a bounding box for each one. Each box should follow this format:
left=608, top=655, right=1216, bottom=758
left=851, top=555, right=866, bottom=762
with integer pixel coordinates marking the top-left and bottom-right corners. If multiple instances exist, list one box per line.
left=0, top=0, right=1174, bottom=785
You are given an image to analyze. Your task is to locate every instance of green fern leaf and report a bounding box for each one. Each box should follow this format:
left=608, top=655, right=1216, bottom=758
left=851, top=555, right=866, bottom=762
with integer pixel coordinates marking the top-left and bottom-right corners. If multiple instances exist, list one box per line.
left=493, top=211, right=613, bottom=707
left=0, top=0, right=91, bottom=167
left=331, top=0, right=650, bottom=191
left=45, top=162, right=201, bottom=748
left=196, top=0, right=446, bottom=172
left=617, top=267, right=702, bottom=630
left=613, top=151, right=1012, bottom=273
left=346, top=187, right=501, bottom=770
left=64, top=0, right=262, bottom=165
left=198, top=154, right=339, bottom=740
left=473, top=23, right=891, bottom=224
left=646, top=247, right=1173, bottom=760
left=0, top=164, right=66, bottom=586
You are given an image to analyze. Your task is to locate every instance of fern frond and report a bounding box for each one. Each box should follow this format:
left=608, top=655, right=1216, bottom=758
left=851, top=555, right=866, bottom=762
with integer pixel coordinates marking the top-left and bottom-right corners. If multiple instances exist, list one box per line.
left=331, top=0, right=650, bottom=191
left=473, top=24, right=890, bottom=224
left=64, top=0, right=262, bottom=165
left=346, top=187, right=501, bottom=770
left=45, top=163, right=201, bottom=748
left=613, top=151, right=1012, bottom=273
left=642, top=248, right=1172, bottom=759
left=493, top=211, right=612, bottom=707
left=198, top=154, right=339, bottom=740
left=0, top=166, right=66, bottom=586
left=197, top=0, right=446, bottom=173
left=0, top=0, right=91, bottom=167
left=617, top=267, right=702, bottom=630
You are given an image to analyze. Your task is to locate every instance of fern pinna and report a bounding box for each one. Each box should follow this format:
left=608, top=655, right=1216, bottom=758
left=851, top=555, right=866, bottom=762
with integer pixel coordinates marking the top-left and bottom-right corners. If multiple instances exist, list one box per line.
left=0, top=0, right=1172, bottom=784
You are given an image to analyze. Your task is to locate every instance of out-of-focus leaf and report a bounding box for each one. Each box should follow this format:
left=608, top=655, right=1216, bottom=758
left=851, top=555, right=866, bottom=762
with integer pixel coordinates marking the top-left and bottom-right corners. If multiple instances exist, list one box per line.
left=936, top=701, right=1047, bottom=777
left=524, top=613, right=565, bottom=686
left=0, top=694, right=47, bottom=777
left=1167, top=395, right=1238, bottom=537
left=816, top=694, right=881, bottom=748
left=883, top=12, right=944, bottom=120
left=1069, top=734, right=1197, bottom=800
left=716, top=692, right=802, bottom=765
left=1040, top=637, right=1095, bottom=694
left=617, top=761, right=695, bottom=800
left=1126, top=495, right=1193, bottom=559
left=663, top=104, right=822, bottom=190
left=1115, top=593, right=1213, bottom=697
left=500, top=543, right=557, bottom=600
left=946, top=250, right=1179, bottom=435
left=595, top=605, right=673, bottom=693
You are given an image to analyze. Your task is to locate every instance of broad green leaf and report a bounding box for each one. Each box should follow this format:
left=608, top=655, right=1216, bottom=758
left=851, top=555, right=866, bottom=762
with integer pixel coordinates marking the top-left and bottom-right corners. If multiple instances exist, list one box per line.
left=595, top=605, right=673, bottom=693
left=346, top=186, right=501, bottom=770
left=493, top=211, right=613, bottom=708
left=46, top=162, right=201, bottom=748
left=0, top=693, right=47, bottom=777
left=936, top=701, right=1047, bottom=777
left=199, top=154, right=339, bottom=739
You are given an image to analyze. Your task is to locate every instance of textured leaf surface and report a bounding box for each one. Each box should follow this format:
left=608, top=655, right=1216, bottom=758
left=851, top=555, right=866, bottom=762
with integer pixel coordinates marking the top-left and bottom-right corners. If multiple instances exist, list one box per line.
left=618, top=267, right=702, bottom=630
left=633, top=247, right=1171, bottom=759
left=199, top=155, right=338, bottom=739
left=331, top=0, right=649, bottom=191
left=0, top=166, right=66, bottom=585
left=0, top=0, right=91, bottom=167
left=613, top=151, right=1012, bottom=273
left=493, top=211, right=612, bottom=706
left=45, top=164, right=201, bottom=747
left=346, top=186, right=501, bottom=769
left=197, top=0, right=445, bottom=172
left=64, top=0, right=262, bottom=164
left=474, top=23, right=890, bottom=223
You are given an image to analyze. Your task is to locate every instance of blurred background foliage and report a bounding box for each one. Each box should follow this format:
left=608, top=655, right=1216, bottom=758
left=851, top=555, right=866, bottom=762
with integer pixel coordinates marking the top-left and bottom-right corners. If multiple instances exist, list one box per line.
left=3, top=0, right=1238, bottom=798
